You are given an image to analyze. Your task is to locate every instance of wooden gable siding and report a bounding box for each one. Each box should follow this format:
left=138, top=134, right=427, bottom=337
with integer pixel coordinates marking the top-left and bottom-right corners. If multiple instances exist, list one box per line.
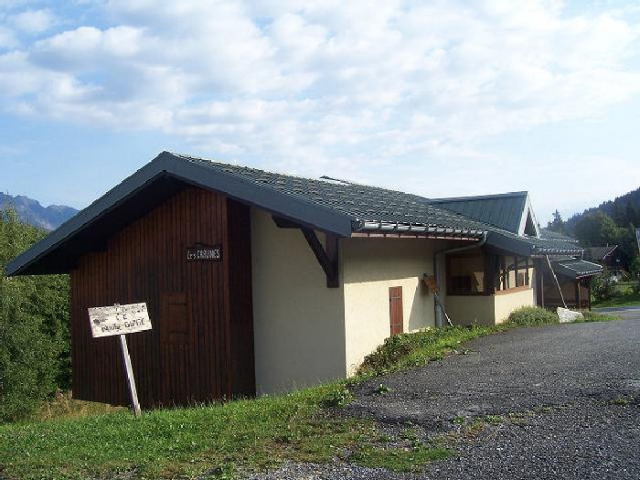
left=70, top=186, right=255, bottom=407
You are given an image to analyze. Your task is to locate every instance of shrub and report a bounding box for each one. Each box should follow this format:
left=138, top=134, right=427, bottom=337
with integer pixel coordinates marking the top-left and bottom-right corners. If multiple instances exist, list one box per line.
left=0, top=279, right=59, bottom=422
left=0, top=210, right=70, bottom=422
left=507, top=306, right=559, bottom=326
left=591, top=274, right=616, bottom=302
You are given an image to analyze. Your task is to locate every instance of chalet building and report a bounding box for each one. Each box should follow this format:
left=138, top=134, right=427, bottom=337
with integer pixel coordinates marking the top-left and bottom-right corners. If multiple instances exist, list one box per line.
left=6, top=152, right=600, bottom=408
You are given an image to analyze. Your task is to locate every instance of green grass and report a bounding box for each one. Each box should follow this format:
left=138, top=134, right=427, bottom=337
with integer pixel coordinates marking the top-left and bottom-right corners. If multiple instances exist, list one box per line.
left=356, top=325, right=502, bottom=377
left=1, top=383, right=376, bottom=479
left=351, top=444, right=450, bottom=472
left=592, top=281, right=640, bottom=308
left=576, top=311, right=622, bottom=322
left=0, top=310, right=622, bottom=479
left=592, top=292, right=640, bottom=307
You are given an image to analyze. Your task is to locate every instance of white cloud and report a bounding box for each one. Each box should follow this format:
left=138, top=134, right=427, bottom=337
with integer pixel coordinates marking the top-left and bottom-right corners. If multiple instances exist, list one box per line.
left=0, top=25, right=18, bottom=48
left=10, top=8, right=55, bottom=34
left=1, top=0, right=640, bottom=208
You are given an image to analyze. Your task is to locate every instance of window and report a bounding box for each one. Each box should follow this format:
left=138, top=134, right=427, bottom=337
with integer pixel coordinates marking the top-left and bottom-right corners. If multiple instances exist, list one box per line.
left=447, top=253, right=485, bottom=295
left=447, top=253, right=532, bottom=295
left=497, top=256, right=531, bottom=292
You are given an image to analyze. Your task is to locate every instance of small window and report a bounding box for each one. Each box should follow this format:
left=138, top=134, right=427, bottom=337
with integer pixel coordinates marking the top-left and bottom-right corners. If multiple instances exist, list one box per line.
left=497, top=256, right=531, bottom=291
left=447, top=254, right=485, bottom=295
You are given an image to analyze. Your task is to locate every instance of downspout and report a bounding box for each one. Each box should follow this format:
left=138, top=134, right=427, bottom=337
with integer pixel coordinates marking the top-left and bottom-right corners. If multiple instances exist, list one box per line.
left=433, top=232, right=488, bottom=327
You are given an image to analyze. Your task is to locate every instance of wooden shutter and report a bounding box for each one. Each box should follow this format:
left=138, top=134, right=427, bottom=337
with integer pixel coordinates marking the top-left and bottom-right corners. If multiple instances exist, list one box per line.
left=389, top=286, right=403, bottom=336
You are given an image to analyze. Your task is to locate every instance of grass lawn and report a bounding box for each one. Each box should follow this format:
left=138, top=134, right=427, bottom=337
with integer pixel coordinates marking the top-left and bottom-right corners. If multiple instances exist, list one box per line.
left=0, top=311, right=622, bottom=480
left=592, top=281, right=640, bottom=308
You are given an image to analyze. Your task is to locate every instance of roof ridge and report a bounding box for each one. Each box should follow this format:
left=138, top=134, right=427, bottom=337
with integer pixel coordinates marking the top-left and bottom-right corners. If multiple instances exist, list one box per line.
left=429, top=191, right=529, bottom=203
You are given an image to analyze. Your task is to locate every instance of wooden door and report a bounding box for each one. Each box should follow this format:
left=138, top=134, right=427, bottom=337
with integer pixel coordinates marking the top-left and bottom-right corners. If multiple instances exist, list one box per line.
left=159, top=292, right=193, bottom=405
left=389, top=286, right=403, bottom=336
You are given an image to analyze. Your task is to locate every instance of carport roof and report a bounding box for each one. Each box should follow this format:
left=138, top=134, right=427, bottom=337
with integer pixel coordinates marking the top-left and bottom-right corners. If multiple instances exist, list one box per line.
left=552, top=259, right=603, bottom=278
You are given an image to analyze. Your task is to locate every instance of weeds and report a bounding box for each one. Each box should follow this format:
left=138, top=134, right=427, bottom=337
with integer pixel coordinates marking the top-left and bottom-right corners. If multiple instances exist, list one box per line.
left=507, top=306, right=559, bottom=326
left=357, top=325, right=499, bottom=377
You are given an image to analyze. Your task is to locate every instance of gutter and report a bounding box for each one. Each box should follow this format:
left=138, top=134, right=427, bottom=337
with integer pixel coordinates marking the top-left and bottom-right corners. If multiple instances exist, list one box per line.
left=433, top=232, right=488, bottom=327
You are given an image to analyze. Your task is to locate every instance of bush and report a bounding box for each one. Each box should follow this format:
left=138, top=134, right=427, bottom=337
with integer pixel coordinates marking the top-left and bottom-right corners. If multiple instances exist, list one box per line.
left=591, top=274, right=616, bottom=302
left=507, top=306, right=559, bottom=326
left=0, top=279, right=59, bottom=422
left=0, top=210, right=70, bottom=422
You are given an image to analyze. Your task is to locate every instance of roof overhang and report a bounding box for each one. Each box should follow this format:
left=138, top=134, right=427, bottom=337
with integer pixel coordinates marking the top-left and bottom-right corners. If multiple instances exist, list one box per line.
left=351, top=220, right=485, bottom=240
left=6, top=152, right=355, bottom=276
left=552, top=259, right=603, bottom=279
left=486, top=231, right=583, bottom=258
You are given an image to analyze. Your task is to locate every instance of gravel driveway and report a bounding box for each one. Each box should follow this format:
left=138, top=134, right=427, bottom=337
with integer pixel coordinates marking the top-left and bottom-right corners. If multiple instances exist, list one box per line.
left=250, top=315, right=640, bottom=479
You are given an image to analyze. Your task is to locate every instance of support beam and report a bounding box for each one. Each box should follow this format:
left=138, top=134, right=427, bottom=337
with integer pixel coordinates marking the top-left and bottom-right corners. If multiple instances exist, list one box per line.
left=301, top=228, right=339, bottom=288
left=576, top=280, right=582, bottom=310
left=545, top=255, right=566, bottom=308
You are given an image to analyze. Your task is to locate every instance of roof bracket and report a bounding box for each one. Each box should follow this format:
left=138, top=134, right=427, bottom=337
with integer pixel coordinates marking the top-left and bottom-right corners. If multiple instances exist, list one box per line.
left=301, top=228, right=339, bottom=288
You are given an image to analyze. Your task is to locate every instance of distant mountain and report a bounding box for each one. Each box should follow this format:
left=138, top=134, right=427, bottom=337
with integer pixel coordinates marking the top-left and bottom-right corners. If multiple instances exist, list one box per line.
left=0, top=192, right=78, bottom=231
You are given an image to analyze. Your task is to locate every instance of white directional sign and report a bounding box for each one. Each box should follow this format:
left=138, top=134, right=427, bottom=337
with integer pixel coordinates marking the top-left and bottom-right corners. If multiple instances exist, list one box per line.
left=88, top=303, right=152, bottom=338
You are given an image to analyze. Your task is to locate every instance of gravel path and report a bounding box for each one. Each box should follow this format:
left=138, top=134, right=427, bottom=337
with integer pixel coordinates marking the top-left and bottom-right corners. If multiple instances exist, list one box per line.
left=248, top=316, right=640, bottom=480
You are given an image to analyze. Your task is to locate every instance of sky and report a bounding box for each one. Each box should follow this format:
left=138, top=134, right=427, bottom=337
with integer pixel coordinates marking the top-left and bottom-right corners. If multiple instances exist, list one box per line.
left=2, top=0, right=640, bottom=224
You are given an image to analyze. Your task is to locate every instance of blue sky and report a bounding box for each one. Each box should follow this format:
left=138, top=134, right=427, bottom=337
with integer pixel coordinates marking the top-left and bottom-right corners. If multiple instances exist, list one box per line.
left=2, top=0, right=640, bottom=224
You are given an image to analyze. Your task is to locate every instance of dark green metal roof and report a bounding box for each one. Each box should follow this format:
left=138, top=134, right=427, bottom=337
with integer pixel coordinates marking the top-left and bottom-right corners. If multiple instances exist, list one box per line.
left=539, top=228, right=580, bottom=244
left=180, top=154, right=488, bottom=236
left=584, top=246, right=618, bottom=261
left=428, top=192, right=532, bottom=235
left=484, top=229, right=583, bottom=257
left=6, top=152, right=586, bottom=277
left=7, top=152, right=487, bottom=276
left=552, top=259, right=603, bottom=278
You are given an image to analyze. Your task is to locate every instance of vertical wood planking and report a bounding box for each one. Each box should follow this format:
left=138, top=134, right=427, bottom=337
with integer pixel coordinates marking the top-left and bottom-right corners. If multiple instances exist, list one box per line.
left=68, top=186, right=253, bottom=407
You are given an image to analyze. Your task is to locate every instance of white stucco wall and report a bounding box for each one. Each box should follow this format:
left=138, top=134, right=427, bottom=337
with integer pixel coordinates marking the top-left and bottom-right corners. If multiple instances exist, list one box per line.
left=447, top=287, right=535, bottom=326
left=494, top=287, right=535, bottom=323
left=341, top=238, right=443, bottom=375
left=446, top=295, right=496, bottom=326
left=251, top=208, right=346, bottom=394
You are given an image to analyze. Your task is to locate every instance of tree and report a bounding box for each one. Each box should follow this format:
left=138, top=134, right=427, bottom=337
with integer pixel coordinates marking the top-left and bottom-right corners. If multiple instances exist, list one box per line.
left=574, top=211, right=620, bottom=247
left=0, top=210, right=70, bottom=422
left=546, top=210, right=567, bottom=234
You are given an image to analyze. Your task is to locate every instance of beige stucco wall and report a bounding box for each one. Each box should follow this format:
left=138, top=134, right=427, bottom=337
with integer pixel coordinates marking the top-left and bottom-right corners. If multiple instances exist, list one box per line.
left=494, top=287, right=535, bottom=324
left=251, top=208, right=346, bottom=394
left=447, top=287, right=535, bottom=326
left=446, top=295, right=496, bottom=326
left=342, top=238, right=444, bottom=375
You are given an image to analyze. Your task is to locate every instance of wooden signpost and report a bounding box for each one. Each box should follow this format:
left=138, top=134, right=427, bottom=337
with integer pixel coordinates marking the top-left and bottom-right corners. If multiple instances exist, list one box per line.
left=88, top=302, right=152, bottom=417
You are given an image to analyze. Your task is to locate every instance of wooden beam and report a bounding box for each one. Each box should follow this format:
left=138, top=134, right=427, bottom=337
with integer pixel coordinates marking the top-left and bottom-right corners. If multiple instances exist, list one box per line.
left=272, top=215, right=302, bottom=229
left=301, top=228, right=339, bottom=288
left=576, top=280, right=582, bottom=309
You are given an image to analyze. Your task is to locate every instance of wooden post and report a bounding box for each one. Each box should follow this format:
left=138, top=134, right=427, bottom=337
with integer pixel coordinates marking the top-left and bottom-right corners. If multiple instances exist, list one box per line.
left=576, top=280, right=582, bottom=310
left=545, top=255, right=566, bottom=308
left=119, top=334, right=142, bottom=417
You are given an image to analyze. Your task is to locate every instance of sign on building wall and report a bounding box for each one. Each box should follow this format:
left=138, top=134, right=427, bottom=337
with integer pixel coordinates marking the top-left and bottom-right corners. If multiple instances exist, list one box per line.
left=186, top=243, right=222, bottom=261
left=88, top=303, right=152, bottom=338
